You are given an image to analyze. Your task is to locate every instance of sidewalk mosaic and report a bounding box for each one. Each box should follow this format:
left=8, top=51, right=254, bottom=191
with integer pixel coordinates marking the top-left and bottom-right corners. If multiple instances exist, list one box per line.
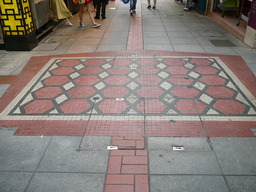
left=0, top=51, right=255, bottom=137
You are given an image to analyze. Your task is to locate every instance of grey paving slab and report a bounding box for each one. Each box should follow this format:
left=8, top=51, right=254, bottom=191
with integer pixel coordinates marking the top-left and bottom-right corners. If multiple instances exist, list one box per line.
left=37, top=136, right=109, bottom=173
left=170, top=37, right=199, bottom=45
left=149, top=150, right=222, bottom=174
left=167, top=31, right=193, bottom=38
left=144, top=37, right=171, bottom=44
left=147, top=137, right=212, bottom=151
left=173, top=44, right=205, bottom=53
left=211, top=138, right=256, bottom=175
left=0, top=84, right=9, bottom=98
left=0, top=128, right=51, bottom=171
left=79, top=136, right=111, bottom=150
left=240, top=52, right=256, bottom=64
left=96, top=44, right=127, bottom=51
left=101, top=37, right=128, bottom=45
left=225, top=176, right=256, bottom=192
left=103, top=31, right=129, bottom=38
left=26, top=173, right=105, bottom=192
left=202, top=45, right=238, bottom=55
left=150, top=175, right=229, bottom=192
left=143, top=31, right=169, bottom=38
left=66, top=45, right=98, bottom=53
left=0, top=172, right=33, bottom=192
left=144, top=44, right=174, bottom=51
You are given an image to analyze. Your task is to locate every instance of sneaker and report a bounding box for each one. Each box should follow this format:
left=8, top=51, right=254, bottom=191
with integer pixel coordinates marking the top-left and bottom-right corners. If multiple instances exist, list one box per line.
left=92, top=23, right=101, bottom=28
left=152, top=6, right=156, bottom=10
left=80, top=22, right=86, bottom=27
left=133, top=10, right=136, bottom=14
left=183, top=7, right=189, bottom=11
left=147, top=5, right=151, bottom=9
left=130, top=10, right=134, bottom=16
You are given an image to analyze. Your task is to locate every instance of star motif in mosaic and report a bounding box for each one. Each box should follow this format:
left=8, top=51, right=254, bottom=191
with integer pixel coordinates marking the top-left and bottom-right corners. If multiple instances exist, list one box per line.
left=1, top=57, right=255, bottom=121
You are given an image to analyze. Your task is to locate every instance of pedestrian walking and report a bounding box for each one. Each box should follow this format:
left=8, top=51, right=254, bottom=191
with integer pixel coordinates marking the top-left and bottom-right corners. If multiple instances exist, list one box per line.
left=51, top=0, right=73, bottom=26
left=130, top=0, right=137, bottom=15
left=79, top=0, right=101, bottom=28
left=95, top=0, right=108, bottom=19
left=147, top=0, right=157, bottom=9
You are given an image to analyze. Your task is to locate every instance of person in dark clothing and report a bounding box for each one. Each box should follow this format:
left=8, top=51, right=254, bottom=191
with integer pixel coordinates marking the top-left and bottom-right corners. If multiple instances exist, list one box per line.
left=130, top=0, right=137, bottom=15
left=95, top=0, right=108, bottom=19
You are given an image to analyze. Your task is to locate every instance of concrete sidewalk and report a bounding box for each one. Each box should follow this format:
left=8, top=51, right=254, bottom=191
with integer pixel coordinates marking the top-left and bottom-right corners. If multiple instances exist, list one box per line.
left=0, top=0, right=256, bottom=191
left=1, top=128, right=256, bottom=191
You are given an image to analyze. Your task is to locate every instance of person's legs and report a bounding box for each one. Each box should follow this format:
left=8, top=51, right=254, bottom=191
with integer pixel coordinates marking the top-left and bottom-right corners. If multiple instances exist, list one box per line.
left=101, top=0, right=108, bottom=18
left=147, top=0, right=151, bottom=8
left=133, top=0, right=137, bottom=10
left=153, top=0, right=156, bottom=8
left=95, top=0, right=101, bottom=18
left=87, top=2, right=101, bottom=27
left=79, top=3, right=86, bottom=26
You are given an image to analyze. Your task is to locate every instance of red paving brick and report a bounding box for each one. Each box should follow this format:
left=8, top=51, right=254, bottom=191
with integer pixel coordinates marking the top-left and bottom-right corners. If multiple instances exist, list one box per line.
left=105, top=137, right=150, bottom=192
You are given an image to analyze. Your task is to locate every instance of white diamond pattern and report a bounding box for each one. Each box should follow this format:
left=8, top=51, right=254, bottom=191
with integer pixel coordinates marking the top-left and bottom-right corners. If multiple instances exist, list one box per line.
left=70, top=72, right=80, bottom=79
left=160, top=81, right=172, bottom=90
left=188, top=71, right=200, bottom=79
left=94, top=82, right=106, bottom=90
left=63, top=82, right=75, bottom=90
left=156, top=63, right=167, bottom=69
left=127, top=81, right=139, bottom=90
left=99, top=72, right=109, bottom=79
left=75, top=64, right=85, bottom=70
left=158, top=71, right=169, bottom=79
left=55, top=94, right=68, bottom=104
left=199, top=94, right=213, bottom=104
left=128, top=71, right=139, bottom=79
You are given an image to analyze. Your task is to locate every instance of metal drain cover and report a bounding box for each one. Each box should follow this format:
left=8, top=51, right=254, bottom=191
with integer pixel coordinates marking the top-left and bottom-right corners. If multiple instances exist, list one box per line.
left=210, top=40, right=235, bottom=47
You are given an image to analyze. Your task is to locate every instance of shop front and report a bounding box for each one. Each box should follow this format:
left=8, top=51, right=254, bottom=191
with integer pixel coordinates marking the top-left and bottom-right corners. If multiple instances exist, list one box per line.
left=208, top=0, right=256, bottom=48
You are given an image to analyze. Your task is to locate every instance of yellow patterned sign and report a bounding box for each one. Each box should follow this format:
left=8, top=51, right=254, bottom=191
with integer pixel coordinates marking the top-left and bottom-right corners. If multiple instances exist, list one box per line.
left=0, top=0, right=34, bottom=36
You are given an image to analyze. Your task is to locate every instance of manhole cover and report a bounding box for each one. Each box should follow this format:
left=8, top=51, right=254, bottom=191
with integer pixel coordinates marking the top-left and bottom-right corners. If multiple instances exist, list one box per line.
left=210, top=40, right=235, bottom=47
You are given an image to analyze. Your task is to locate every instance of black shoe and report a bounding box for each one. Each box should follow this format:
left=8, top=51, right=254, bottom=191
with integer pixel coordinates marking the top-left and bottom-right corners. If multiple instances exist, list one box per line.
left=147, top=5, right=151, bottom=9
left=102, top=16, right=106, bottom=19
left=130, top=10, right=134, bottom=16
left=152, top=6, right=156, bottom=9
left=94, top=16, right=100, bottom=19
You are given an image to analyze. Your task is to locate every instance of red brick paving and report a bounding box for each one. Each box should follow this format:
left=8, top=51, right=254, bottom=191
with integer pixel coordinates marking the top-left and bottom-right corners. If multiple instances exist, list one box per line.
left=104, top=137, right=149, bottom=192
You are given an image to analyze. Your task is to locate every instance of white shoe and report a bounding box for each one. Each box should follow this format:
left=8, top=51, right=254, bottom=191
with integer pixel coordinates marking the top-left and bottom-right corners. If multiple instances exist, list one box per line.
left=92, top=23, right=101, bottom=28
left=184, top=7, right=189, bottom=11
left=65, top=19, right=73, bottom=26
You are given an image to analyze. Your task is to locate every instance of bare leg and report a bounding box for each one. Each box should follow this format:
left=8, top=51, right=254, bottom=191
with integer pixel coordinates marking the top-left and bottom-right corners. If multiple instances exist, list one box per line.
left=87, top=2, right=98, bottom=25
left=153, top=0, right=156, bottom=6
left=79, top=3, right=85, bottom=24
left=147, top=0, right=150, bottom=6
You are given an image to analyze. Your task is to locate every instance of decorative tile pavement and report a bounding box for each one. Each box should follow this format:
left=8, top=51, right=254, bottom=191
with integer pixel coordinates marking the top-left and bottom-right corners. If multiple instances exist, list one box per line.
left=0, top=50, right=255, bottom=137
